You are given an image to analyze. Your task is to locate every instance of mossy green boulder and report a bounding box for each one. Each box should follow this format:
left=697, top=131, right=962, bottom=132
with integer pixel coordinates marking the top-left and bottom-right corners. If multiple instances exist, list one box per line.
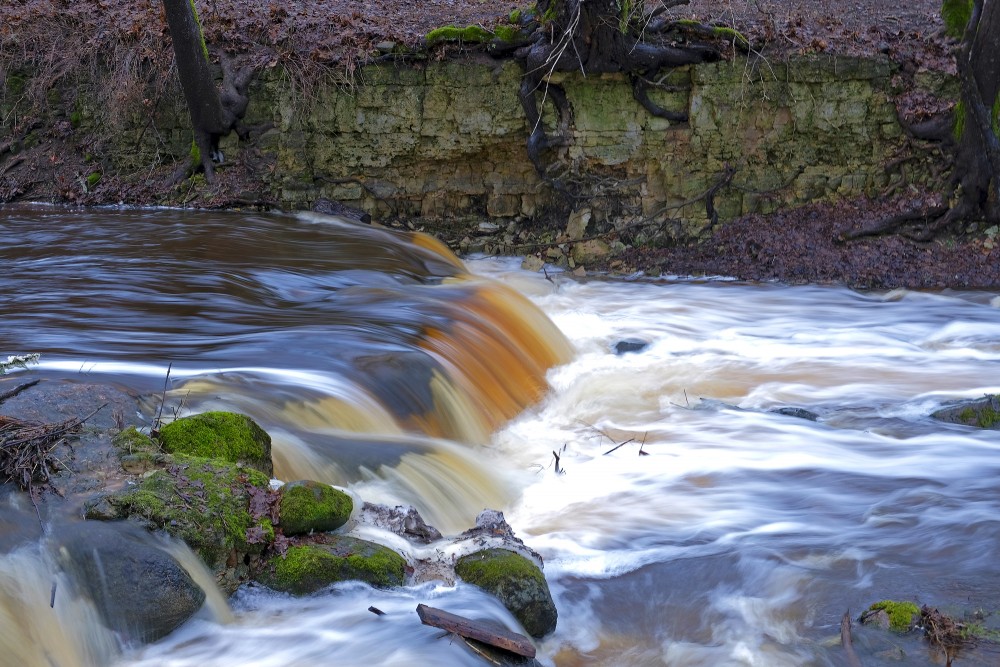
left=158, top=411, right=273, bottom=475
left=455, top=548, right=557, bottom=638
left=85, top=453, right=275, bottom=593
left=259, top=537, right=407, bottom=595
left=863, top=600, right=920, bottom=632
left=278, top=480, right=353, bottom=536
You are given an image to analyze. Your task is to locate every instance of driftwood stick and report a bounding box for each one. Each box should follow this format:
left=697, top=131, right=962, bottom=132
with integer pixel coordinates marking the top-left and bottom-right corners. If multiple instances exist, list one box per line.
left=841, top=610, right=863, bottom=667
left=416, top=604, right=536, bottom=658
left=0, top=379, right=40, bottom=404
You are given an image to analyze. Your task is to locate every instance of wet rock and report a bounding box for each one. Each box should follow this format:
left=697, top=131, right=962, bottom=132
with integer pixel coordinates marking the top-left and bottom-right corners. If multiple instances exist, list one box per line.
left=85, top=454, right=274, bottom=594
left=312, top=197, right=371, bottom=224
left=358, top=502, right=443, bottom=543
left=521, top=254, right=545, bottom=272
left=860, top=600, right=919, bottom=632
left=455, top=547, right=557, bottom=638
left=770, top=406, right=820, bottom=421
left=566, top=208, right=591, bottom=241
left=53, top=521, right=205, bottom=643
left=158, top=411, right=273, bottom=476
left=259, top=536, right=407, bottom=595
left=570, top=238, right=610, bottom=266
left=931, top=394, right=1000, bottom=429
left=278, top=480, right=353, bottom=536
left=613, top=339, right=649, bottom=355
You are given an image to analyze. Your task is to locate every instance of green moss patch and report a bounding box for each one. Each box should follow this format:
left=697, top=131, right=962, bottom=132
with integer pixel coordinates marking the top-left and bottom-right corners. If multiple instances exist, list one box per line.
left=455, top=548, right=557, bottom=637
left=868, top=600, right=920, bottom=632
left=158, top=411, right=273, bottom=475
left=932, top=395, right=1000, bottom=429
left=425, top=25, right=495, bottom=47
left=88, top=453, right=273, bottom=572
left=260, top=537, right=406, bottom=595
left=278, top=480, right=353, bottom=536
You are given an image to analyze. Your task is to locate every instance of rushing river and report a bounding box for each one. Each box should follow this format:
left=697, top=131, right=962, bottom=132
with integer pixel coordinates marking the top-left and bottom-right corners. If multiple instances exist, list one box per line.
left=2, top=206, right=1000, bottom=666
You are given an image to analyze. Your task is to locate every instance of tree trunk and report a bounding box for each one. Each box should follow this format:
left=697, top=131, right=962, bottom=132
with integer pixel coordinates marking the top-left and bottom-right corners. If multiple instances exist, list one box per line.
left=162, top=0, right=250, bottom=182
left=951, top=0, right=1000, bottom=225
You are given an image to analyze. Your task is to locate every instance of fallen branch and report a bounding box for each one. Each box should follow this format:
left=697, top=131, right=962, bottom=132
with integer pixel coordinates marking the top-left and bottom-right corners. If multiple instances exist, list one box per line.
left=840, top=610, right=863, bottom=667
left=416, top=603, right=536, bottom=659
left=0, top=379, right=40, bottom=405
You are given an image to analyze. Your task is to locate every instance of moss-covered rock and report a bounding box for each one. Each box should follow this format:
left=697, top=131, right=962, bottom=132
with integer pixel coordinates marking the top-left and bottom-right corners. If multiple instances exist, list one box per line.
left=932, top=395, right=1000, bottom=429
left=259, top=537, right=407, bottom=595
left=85, top=453, right=274, bottom=593
left=863, top=600, right=920, bottom=632
left=455, top=548, right=557, bottom=638
left=158, top=411, right=273, bottom=475
left=278, top=480, right=353, bottom=536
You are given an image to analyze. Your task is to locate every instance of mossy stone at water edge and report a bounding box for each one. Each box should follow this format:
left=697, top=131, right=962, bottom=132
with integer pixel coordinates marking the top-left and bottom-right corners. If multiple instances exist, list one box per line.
left=863, top=600, right=920, bottom=632
left=278, top=480, right=353, bottom=536
left=85, top=453, right=274, bottom=592
left=158, top=411, right=273, bottom=475
left=259, top=537, right=407, bottom=595
left=455, top=548, right=557, bottom=638
left=931, top=395, right=1000, bottom=429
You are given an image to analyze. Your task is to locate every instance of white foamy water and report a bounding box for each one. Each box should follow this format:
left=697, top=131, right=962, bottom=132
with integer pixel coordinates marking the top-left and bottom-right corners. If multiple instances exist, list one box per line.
left=3, top=210, right=999, bottom=666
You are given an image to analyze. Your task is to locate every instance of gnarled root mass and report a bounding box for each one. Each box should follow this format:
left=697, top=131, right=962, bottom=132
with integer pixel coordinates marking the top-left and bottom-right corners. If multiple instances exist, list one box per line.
left=510, top=0, right=724, bottom=191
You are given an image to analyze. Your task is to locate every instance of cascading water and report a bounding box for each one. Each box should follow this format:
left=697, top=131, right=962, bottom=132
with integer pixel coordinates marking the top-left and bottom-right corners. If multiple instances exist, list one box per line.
left=1, top=206, right=999, bottom=666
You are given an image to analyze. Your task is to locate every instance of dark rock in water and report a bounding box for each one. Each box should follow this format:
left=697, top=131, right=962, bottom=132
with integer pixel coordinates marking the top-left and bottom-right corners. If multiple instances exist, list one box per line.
left=53, top=521, right=206, bottom=643
left=258, top=535, right=407, bottom=595
left=312, top=198, right=372, bottom=224
left=455, top=547, right=558, bottom=638
left=613, top=339, right=649, bottom=355
left=931, top=395, right=1000, bottom=429
left=359, top=502, right=443, bottom=544
left=277, top=480, right=353, bottom=536
left=771, top=407, right=820, bottom=421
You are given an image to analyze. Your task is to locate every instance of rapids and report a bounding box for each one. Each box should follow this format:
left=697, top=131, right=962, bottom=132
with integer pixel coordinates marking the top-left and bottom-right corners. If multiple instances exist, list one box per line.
left=1, top=206, right=999, bottom=666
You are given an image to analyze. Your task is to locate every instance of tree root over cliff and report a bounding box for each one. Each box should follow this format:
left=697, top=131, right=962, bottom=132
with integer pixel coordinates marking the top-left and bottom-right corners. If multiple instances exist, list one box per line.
left=509, top=0, right=730, bottom=198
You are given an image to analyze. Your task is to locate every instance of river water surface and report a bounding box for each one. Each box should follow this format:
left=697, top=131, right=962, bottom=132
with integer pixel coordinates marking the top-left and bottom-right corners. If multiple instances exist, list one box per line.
left=1, top=207, right=999, bottom=666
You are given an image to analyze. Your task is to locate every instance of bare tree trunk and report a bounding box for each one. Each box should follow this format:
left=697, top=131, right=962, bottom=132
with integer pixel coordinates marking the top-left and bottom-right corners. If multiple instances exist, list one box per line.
left=953, top=0, right=1000, bottom=225
left=161, top=0, right=251, bottom=182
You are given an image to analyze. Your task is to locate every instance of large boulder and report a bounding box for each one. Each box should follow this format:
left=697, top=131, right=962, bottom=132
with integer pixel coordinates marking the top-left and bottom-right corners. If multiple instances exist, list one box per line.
left=85, top=453, right=275, bottom=594
left=258, top=536, right=407, bottom=595
left=53, top=521, right=205, bottom=643
left=277, top=480, right=353, bottom=536
left=455, top=548, right=557, bottom=638
left=158, top=411, right=273, bottom=476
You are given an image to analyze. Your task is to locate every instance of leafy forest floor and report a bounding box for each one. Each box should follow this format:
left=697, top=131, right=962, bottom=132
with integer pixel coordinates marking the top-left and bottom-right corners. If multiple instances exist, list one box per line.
left=2, top=0, right=998, bottom=288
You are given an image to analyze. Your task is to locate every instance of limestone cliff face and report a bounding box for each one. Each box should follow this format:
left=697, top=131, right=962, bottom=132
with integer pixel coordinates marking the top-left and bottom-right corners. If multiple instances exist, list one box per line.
left=2, top=54, right=952, bottom=239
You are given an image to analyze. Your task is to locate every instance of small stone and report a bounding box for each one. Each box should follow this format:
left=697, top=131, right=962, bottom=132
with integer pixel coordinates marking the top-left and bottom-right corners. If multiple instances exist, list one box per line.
left=375, top=41, right=397, bottom=53
left=566, top=208, right=591, bottom=241
left=613, top=339, right=648, bottom=355
left=521, top=254, right=545, bottom=272
left=278, top=480, right=353, bottom=536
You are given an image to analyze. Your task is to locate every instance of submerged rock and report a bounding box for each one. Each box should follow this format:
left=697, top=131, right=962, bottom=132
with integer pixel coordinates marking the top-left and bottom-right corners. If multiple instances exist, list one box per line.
left=455, top=548, right=557, bottom=638
left=931, top=395, right=1000, bottom=429
left=278, top=480, right=353, bottom=536
left=53, top=521, right=205, bottom=643
left=770, top=406, right=820, bottom=421
left=612, top=339, right=649, bottom=355
left=158, top=411, right=273, bottom=476
left=259, top=536, right=407, bottom=595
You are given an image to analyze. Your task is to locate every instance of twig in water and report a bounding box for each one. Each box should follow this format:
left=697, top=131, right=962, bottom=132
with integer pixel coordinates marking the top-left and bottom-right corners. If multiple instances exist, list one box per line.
left=368, top=606, right=386, bottom=616
left=602, top=437, right=636, bottom=456
left=153, top=363, right=172, bottom=433
left=552, top=450, right=563, bottom=474
left=840, top=609, right=863, bottom=667
left=0, top=379, right=40, bottom=405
